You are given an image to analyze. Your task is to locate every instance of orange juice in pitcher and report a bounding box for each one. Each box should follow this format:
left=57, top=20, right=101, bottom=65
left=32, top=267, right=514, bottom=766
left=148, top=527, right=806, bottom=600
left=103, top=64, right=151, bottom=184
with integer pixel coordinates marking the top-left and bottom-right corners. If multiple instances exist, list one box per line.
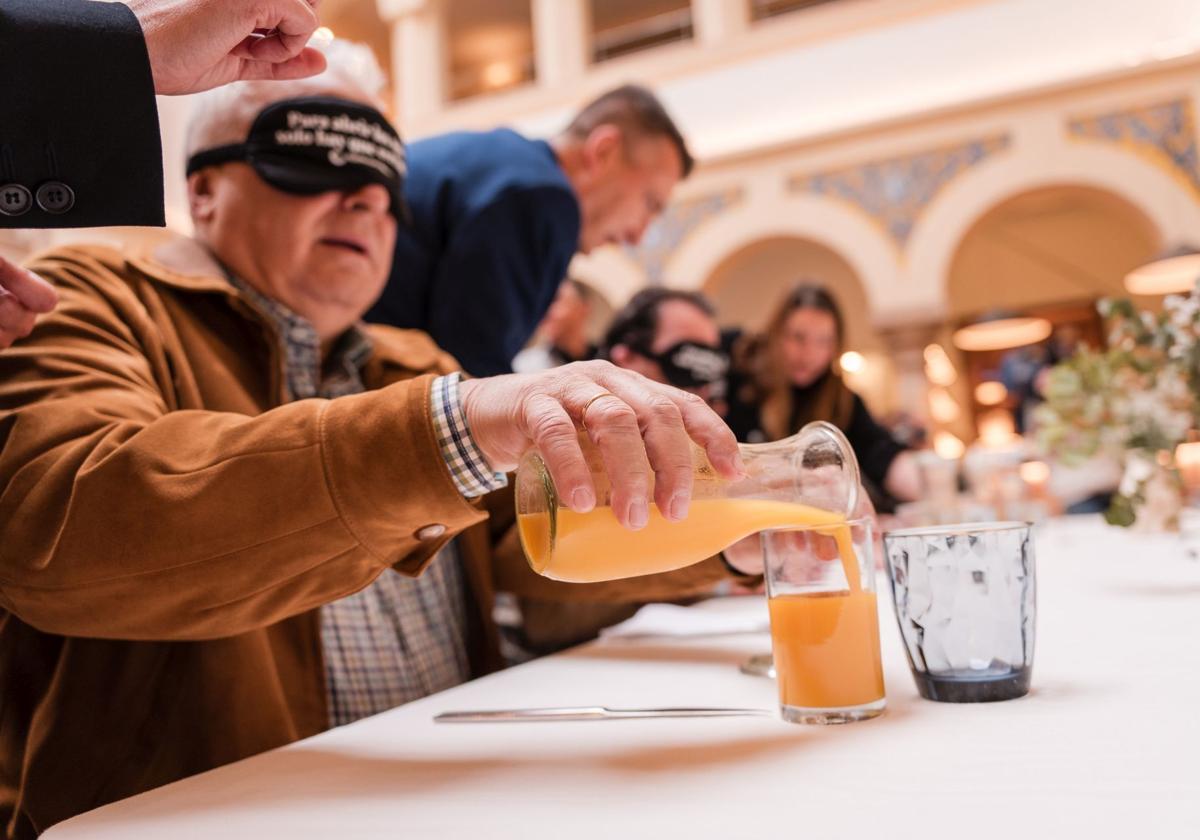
left=515, top=422, right=861, bottom=583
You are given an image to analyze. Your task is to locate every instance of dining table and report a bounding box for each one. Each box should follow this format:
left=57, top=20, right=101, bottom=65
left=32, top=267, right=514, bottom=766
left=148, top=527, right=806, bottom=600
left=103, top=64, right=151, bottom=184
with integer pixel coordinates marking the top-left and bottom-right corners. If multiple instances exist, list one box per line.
left=44, top=515, right=1200, bottom=839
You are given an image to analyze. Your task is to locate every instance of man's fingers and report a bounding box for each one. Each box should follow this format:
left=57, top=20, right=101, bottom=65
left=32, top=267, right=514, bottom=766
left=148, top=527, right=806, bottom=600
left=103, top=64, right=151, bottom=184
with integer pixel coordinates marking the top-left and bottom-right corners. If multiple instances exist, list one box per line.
left=663, top=387, right=744, bottom=480
left=0, top=259, right=57, bottom=313
left=812, top=530, right=841, bottom=562
left=522, top=394, right=596, bottom=514
left=233, top=48, right=328, bottom=82
left=249, top=0, right=321, bottom=57
left=576, top=392, right=653, bottom=530
left=0, top=294, right=38, bottom=347
left=766, top=530, right=827, bottom=584
left=597, top=376, right=694, bottom=522
left=232, top=32, right=317, bottom=65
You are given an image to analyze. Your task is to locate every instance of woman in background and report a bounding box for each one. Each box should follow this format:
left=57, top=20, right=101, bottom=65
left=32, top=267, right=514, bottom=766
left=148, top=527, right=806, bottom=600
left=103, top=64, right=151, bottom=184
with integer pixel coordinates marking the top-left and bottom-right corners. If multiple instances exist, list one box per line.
left=727, top=283, right=922, bottom=508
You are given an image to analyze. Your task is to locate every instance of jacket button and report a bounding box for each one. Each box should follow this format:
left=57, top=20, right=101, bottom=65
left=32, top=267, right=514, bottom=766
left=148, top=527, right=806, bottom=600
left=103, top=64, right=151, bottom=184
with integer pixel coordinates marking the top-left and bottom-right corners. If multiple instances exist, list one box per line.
left=415, top=524, right=447, bottom=541
left=0, top=184, right=32, bottom=216
left=36, top=181, right=75, bottom=215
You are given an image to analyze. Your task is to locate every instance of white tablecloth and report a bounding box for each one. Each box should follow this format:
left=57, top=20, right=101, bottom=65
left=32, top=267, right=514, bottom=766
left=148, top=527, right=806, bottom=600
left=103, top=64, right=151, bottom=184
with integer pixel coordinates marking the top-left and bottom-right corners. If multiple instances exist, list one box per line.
left=45, top=517, right=1200, bottom=839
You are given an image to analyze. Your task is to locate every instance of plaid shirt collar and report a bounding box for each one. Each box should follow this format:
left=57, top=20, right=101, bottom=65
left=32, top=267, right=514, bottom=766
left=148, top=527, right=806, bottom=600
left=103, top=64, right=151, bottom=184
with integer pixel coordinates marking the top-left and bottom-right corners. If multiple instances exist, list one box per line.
left=227, top=275, right=373, bottom=401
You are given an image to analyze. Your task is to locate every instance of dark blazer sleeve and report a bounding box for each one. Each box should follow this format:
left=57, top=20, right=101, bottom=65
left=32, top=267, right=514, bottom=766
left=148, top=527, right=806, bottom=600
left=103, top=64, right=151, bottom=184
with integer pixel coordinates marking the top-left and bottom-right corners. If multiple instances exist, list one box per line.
left=0, top=0, right=164, bottom=229
left=423, top=185, right=581, bottom=377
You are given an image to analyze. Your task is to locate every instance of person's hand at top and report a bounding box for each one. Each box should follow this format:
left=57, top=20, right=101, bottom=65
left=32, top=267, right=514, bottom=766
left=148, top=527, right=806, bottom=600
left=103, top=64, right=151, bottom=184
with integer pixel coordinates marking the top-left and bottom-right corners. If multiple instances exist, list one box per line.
left=125, top=0, right=328, bottom=95
left=0, top=257, right=58, bottom=350
left=459, top=361, right=746, bottom=532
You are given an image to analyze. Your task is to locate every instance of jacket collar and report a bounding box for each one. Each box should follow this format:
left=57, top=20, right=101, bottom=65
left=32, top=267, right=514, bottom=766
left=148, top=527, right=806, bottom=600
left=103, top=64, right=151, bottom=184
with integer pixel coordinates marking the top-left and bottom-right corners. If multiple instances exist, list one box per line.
left=125, top=233, right=449, bottom=377
left=125, top=234, right=241, bottom=294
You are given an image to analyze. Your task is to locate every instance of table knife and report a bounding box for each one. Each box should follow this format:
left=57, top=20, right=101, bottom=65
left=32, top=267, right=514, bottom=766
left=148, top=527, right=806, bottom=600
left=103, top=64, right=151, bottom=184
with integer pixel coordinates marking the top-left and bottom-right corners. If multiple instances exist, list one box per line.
left=434, top=706, right=773, bottom=723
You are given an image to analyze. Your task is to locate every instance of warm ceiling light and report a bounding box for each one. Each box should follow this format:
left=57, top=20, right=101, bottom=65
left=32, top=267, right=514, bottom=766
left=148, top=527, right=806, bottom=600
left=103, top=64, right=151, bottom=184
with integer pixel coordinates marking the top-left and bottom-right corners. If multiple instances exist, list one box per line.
left=923, top=344, right=957, bottom=386
left=839, top=351, right=865, bottom=374
left=975, top=381, right=1008, bottom=406
left=1176, top=441, right=1200, bottom=491
left=952, top=317, right=1052, bottom=352
left=1125, top=245, right=1200, bottom=296
left=1019, top=460, right=1051, bottom=485
left=933, top=430, right=965, bottom=460
left=481, top=61, right=519, bottom=89
left=928, top=388, right=960, bottom=424
left=977, top=409, right=1017, bottom=448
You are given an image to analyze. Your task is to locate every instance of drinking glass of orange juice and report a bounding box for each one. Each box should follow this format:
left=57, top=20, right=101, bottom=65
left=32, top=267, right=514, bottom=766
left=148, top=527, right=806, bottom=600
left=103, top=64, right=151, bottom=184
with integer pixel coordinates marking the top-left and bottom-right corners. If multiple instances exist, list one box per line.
left=763, top=519, right=886, bottom=724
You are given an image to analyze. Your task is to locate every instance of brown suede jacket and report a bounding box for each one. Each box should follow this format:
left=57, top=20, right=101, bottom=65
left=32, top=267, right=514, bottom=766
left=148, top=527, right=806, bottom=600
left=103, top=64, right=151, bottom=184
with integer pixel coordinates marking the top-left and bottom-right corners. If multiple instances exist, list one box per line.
left=0, top=237, right=747, bottom=838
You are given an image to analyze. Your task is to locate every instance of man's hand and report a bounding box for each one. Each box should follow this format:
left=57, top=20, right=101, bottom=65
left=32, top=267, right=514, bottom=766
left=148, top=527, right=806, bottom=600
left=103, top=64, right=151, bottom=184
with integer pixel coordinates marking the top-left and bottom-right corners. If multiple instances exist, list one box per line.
left=720, top=488, right=878, bottom=576
left=0, top=257, right=57, bottom=349
left=125, top=0, right=327, bottom=96
left=459, top=361, right=745, bottom=531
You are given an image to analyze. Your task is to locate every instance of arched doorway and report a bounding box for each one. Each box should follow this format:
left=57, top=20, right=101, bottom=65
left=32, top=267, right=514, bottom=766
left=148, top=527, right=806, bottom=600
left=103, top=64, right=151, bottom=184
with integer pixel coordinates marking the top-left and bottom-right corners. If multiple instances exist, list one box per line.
left=947, top=185, right=1160, bottom=318
left=946, top=184, right=1161, bottom=436
left=700, top=235, right=895, bottom=416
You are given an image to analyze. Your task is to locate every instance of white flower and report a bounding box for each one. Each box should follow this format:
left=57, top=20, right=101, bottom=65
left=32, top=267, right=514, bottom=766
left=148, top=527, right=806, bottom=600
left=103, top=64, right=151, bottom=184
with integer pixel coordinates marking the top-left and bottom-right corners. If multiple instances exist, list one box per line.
left=1119, top=455, right=1155, bottom=496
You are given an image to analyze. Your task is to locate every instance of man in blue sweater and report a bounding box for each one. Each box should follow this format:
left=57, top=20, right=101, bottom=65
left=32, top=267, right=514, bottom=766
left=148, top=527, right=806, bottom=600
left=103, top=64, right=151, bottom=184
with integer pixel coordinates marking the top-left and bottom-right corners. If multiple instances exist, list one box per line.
left=367, top=85, right=694, bottom=377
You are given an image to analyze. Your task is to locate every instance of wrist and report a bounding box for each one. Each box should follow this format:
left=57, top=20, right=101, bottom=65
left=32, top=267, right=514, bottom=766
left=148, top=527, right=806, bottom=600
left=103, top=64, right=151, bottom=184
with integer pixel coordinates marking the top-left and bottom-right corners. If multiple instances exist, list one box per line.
left=718, top=551, right=757, bottom=578
left=455, top=377, right=509, bottom=473
left=720, top=537, right=765, bottom=577
left=430, top=374, right=508, bottom=498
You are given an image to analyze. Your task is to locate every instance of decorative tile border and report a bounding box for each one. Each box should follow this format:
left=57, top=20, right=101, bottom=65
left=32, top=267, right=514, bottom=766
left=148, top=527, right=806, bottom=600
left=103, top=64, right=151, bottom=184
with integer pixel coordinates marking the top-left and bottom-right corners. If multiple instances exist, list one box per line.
left=624, top=187, right=744, bottom=284
left=789, top=135, right=1011, bottom=247
left=1067, top=99, right=1200, bottom=198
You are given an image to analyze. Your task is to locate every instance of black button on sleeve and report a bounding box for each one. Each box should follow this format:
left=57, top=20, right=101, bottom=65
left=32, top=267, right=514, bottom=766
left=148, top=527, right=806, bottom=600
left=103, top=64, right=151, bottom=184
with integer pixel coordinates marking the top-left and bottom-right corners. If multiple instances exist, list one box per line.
left=35, top=181, right=75, bottom=214
left=0, top=184, right=32, bottom=216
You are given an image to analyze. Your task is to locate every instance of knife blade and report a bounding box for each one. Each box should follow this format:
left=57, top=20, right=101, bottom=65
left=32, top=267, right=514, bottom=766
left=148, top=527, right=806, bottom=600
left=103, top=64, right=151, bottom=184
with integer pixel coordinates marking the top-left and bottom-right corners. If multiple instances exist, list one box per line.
left=434, top=706, right=773, bottom=723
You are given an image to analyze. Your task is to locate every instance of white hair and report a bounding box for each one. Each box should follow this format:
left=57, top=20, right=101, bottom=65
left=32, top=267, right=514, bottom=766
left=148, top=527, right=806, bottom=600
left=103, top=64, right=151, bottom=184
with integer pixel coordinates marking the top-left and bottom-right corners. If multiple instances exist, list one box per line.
left=185, top=39, right=391, bottom=159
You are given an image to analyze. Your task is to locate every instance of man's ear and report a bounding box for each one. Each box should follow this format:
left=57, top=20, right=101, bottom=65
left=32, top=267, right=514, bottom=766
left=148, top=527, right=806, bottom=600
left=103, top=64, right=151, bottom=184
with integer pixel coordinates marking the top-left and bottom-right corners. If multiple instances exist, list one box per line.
left=582, top=124, right=624, bottom=174
left=187, top=170, right=219, bottom=225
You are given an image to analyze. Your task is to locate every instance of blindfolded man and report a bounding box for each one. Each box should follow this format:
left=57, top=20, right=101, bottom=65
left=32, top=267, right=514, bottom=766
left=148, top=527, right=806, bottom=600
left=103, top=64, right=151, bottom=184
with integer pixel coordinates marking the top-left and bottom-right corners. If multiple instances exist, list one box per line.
left=602, top=288, right=731, bottom=410
left=0, top=43, right=757, bottom=838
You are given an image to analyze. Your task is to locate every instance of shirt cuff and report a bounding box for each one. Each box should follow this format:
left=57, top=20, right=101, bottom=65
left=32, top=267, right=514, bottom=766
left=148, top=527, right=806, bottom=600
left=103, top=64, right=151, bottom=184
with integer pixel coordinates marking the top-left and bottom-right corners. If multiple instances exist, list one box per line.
left=430, top=373, right=509, bottom=499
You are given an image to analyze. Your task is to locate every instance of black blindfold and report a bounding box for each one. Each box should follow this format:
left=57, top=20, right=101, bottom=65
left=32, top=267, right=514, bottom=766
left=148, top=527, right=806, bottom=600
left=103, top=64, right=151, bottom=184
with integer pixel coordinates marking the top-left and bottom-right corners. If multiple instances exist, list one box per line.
left=634, top=340, right=730, bottom=391
left=186, top=96, right=410, bottom=221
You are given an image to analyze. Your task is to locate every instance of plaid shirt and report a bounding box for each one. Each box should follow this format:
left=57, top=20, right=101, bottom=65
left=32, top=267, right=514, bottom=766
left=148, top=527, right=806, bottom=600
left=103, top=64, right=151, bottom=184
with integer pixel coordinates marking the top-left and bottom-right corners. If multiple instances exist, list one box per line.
left=231, top=278, right=505, bottom=727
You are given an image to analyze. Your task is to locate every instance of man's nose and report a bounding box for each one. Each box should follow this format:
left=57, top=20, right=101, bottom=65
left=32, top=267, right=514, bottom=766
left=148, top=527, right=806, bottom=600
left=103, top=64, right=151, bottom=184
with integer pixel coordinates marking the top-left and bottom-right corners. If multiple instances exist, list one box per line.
left=342, top=183, right=391, bottom=215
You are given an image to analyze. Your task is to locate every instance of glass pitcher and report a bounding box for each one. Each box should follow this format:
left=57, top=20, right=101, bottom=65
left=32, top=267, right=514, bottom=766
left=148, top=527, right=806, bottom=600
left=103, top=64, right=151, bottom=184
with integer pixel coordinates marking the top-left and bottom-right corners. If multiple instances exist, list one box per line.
left=515, top=421, right=861, bottom=582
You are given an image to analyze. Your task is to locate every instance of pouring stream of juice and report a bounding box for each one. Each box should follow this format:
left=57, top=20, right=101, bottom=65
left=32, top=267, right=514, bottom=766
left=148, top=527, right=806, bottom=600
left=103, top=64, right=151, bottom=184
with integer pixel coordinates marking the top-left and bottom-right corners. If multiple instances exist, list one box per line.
left=517, top=497, right=860, bottom=591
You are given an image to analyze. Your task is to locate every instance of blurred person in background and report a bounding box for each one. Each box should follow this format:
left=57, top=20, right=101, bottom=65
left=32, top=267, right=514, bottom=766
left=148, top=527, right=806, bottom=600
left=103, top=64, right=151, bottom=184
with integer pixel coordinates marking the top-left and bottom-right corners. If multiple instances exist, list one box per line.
left=367, top=85, right=693, bottom=377
left=512, top=278, right=597, bottom=372
left=598, top=287, right=731, bottom=412
left=727, top=283, right=921, bottom=511
left=1003, top=322, right=1086, bottom=434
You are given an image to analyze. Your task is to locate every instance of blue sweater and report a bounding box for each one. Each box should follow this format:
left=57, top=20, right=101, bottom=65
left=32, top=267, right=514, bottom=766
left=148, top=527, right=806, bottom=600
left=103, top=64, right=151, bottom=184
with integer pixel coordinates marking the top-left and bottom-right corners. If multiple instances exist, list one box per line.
left=367, top=128, right=582, bottom=376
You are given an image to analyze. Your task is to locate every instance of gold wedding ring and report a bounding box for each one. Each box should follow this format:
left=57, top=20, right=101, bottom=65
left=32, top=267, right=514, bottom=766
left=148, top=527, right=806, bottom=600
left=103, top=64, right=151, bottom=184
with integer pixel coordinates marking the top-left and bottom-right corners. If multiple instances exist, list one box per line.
left=579, top=391, right=620, bottom=432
